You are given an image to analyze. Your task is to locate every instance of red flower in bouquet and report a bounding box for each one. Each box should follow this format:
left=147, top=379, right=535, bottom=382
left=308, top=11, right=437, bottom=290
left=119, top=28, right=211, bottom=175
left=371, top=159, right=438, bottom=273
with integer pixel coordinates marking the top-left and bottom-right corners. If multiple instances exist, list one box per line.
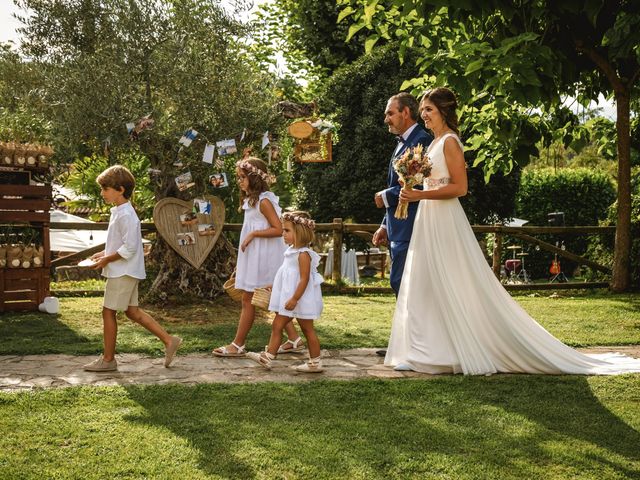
left=392, top=144, right=432, bottom=219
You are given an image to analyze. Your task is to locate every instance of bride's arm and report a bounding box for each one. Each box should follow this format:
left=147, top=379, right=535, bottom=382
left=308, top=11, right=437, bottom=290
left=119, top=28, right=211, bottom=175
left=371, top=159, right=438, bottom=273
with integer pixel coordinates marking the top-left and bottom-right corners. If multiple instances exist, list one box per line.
left=400, top=137, right=467, bottom=201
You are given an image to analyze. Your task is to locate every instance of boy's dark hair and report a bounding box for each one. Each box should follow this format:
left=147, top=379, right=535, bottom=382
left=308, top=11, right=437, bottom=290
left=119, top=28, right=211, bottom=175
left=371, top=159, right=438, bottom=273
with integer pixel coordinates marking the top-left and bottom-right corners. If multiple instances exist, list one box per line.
left=96, top=165, right=136, bottom=199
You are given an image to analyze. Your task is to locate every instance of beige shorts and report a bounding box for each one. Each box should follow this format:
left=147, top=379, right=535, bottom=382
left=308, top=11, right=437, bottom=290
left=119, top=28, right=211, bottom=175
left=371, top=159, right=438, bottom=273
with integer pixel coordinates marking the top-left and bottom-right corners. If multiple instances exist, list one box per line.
left=103, top=275, right=139, bottom=312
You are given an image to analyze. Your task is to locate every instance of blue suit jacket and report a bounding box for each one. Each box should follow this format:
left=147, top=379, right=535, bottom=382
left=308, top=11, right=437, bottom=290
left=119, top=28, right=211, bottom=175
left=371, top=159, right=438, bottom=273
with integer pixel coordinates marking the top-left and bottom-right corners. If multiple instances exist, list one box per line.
left=381, top=124, right=433, bottom=242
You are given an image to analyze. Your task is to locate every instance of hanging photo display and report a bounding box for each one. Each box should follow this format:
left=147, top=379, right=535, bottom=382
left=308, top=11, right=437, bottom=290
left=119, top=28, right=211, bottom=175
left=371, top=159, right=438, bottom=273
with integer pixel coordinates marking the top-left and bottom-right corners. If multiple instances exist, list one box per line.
left=194, top=198, right=212, bottom=214
left=216, top=138, right=237, bottom=156
left=202, top=143, right=215, bottom=164
left=177, top=232, right=196, bottom=246
left=209, top=172, right=228, bottom=188
left=175, top=171, right=195, bottom=191
left=179, top=128, right=198, bottom=147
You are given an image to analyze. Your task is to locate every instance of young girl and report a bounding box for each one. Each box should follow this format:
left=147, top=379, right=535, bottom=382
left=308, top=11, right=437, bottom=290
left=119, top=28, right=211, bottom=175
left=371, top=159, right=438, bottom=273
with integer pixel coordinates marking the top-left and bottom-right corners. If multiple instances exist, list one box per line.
left=247, top=211, right=324, bottom=373
left=213, top=158, right=303, bottom=357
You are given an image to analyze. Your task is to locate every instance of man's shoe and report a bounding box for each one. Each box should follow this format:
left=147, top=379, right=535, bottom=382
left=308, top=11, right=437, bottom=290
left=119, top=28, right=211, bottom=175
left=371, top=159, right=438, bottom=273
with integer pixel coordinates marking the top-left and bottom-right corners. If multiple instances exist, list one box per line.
left=376, top=349, right=387, bottom=357
left=83, top=356, right=117, bottom=372
left=164, top=336, right=183, bottom=367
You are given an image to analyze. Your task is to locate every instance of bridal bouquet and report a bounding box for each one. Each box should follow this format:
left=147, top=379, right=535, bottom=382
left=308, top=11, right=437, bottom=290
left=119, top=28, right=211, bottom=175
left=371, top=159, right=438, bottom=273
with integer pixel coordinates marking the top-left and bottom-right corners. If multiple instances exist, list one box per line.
left=393, top=144, right=432, bottom=219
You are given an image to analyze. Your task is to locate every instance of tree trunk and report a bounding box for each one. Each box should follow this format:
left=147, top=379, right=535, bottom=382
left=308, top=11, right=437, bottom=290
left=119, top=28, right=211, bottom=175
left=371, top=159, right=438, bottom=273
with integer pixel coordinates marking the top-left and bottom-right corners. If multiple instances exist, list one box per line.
left=141, top=135, right=238, bottom=303
left=611, top=90, right=631, bottom=292
left=145, top=234, right=237, bottom=303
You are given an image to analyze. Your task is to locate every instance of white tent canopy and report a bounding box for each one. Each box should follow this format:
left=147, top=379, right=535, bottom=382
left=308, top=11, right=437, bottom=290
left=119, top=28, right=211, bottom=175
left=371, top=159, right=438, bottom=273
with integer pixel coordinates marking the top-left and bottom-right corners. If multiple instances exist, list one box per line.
left=50, top=209, right=109, bottom=253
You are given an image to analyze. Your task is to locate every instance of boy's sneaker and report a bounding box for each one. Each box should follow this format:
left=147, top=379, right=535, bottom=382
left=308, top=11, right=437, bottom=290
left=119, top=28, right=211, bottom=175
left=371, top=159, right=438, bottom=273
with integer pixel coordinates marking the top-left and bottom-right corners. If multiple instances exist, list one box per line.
left=164, top=336, right=183, bottom=367
left=83, top=356, right=117, bottom=372
left=295, top=356, right=323, bottom=373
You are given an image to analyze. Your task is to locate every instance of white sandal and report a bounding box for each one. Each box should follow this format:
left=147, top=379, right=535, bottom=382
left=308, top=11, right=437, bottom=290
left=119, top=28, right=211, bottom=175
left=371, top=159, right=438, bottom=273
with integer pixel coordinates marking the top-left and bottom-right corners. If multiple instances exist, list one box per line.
left=247, top=351, right=275, bottom=370
left=212, top=342, right=246, bottom=357
left=277, top=337, right=305, bottom=354
left=295, top=356, right=323, bottom=373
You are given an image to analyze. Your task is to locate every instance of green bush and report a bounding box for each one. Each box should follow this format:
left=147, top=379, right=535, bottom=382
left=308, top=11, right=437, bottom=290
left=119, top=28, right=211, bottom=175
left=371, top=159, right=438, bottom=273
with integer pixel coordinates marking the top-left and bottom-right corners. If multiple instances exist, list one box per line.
left=514, top=168, right=616, bottom=279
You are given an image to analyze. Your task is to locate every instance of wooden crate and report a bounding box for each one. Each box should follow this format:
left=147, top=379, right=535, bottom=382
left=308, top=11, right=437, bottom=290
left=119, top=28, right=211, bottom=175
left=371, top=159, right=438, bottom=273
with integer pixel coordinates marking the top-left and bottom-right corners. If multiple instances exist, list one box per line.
left=0, top=267, right=50, bottom=312
left=0, top=184, right=52, bottom=312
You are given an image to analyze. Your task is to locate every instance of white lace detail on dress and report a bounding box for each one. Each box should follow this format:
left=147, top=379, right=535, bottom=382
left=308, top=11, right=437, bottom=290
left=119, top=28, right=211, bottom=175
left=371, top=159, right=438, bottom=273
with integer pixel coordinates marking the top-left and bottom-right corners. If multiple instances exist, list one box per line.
left=426, top=177, right=450, bottom=187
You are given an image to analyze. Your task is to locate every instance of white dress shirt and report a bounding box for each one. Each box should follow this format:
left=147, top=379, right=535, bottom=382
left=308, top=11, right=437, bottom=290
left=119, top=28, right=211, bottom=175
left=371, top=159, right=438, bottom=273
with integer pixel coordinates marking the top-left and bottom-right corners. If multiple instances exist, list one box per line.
left=102, top=201, right=146, bottom=279
left=382, top=123, right=419, bottom=210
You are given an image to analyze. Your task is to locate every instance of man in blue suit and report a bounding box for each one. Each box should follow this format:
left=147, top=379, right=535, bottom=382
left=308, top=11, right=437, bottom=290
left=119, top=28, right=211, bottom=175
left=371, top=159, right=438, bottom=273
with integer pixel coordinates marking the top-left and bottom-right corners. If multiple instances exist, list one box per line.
left=373, top=93, right=432, bottom=354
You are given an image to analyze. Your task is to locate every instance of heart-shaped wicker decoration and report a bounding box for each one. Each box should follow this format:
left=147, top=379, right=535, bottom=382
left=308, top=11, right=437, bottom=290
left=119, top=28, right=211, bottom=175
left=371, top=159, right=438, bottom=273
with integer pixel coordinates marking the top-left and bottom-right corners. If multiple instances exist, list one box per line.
left=153, top=196, right=225, bottom=269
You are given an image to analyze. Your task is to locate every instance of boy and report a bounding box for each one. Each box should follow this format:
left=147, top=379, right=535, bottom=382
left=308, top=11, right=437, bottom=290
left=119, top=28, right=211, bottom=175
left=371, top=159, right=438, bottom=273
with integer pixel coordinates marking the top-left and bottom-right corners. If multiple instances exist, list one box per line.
left=83, top=165, right=182, bottom=372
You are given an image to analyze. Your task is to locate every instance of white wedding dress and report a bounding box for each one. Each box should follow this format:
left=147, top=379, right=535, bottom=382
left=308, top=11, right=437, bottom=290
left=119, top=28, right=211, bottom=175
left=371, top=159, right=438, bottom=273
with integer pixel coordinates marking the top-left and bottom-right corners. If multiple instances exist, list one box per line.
left=385, top=133, right=640, bottom=375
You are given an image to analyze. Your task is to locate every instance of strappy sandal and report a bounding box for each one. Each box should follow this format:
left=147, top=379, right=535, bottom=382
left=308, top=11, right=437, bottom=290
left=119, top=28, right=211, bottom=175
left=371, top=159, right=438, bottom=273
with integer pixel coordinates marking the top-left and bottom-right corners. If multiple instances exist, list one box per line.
left=212, top=342, right=246, bottom=357
left=277, top=337, right=306, bottom=354
left=247, top=351, right=275, bottom=370
left=295, top=356, right=323, bottom=373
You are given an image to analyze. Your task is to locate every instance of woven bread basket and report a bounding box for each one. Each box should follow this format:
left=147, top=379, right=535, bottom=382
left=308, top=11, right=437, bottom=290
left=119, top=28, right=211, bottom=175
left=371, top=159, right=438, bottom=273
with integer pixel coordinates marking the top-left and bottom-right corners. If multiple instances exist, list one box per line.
left=223, top=271, right=243, bottom=302
left=251, top=287, right=271, bottom=310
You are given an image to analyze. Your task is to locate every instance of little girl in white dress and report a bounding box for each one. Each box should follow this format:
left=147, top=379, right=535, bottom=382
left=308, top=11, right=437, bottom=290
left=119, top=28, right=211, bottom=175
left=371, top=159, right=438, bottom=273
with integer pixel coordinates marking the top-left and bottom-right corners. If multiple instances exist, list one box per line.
left=213, top=158, right=303, bottom=357
left=248, top=211, right=324, bottom=372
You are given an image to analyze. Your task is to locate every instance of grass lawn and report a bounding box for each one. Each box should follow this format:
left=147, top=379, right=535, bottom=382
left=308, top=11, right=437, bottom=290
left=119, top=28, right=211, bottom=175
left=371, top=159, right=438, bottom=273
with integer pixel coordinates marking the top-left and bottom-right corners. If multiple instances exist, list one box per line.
left=1, top=290, right=639, bottom=356
left=1, top=291, right=640, bottom=478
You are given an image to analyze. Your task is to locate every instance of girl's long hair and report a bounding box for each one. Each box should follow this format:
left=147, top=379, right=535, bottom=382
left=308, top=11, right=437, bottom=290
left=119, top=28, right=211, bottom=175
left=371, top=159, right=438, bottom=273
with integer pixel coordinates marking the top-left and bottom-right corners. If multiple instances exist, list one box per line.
left=237, top=157, right=270, bottom=212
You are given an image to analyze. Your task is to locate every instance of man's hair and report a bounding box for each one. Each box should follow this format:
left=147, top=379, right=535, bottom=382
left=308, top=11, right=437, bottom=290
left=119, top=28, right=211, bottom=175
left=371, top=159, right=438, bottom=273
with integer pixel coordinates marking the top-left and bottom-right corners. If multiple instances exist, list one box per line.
left=96, top=165, right=135, bottom=199
left=389, top=92, right=419, bottom=121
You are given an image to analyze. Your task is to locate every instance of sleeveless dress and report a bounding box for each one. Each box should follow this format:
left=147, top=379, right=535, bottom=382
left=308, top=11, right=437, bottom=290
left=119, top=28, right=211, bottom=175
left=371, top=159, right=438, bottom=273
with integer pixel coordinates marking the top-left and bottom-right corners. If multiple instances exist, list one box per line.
left=269, top=246, right=324, bottom=320
left=235, top=191, right=286, bottom=292
left=385, top=133, right=640, bottom=375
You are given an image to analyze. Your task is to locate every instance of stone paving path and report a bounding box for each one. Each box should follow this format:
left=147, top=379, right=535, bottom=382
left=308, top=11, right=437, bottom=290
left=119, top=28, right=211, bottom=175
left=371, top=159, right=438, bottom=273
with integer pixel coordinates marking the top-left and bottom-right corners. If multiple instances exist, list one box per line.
left=2, top=346, right=639, bottom=392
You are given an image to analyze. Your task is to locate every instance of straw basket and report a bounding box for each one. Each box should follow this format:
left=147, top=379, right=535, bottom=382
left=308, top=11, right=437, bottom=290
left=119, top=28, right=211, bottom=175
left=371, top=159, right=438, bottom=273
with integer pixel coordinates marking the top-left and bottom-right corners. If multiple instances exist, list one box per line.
left=251, top=287, right=271, bottom=310
left=223, top=272, right=243, bottom=302
left=288, top=120, right=314, bottom=139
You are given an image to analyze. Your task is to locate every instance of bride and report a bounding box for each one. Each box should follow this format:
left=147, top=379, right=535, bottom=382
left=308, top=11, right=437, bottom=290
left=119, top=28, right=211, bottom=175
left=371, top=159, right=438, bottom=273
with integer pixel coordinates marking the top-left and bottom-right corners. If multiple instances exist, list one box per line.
left=384, top=87, right=640, bottom=375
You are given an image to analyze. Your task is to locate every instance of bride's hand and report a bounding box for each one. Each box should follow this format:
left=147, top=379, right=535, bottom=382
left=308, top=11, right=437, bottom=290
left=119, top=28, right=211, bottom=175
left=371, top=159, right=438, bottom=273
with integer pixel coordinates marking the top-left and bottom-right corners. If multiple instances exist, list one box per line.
left=399, top=188, right=423, bottom=203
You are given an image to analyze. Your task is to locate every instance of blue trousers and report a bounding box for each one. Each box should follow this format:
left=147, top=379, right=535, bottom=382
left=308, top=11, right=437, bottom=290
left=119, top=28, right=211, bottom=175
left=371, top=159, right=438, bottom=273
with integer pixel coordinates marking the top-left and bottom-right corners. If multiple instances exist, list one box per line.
left=389, top=241, right=409, bottom=297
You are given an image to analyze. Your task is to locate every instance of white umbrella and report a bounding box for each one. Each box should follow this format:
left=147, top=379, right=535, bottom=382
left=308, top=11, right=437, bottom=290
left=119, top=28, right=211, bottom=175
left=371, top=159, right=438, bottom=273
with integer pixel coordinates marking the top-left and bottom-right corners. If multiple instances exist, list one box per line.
left=50, top=209, right=109, bottom=253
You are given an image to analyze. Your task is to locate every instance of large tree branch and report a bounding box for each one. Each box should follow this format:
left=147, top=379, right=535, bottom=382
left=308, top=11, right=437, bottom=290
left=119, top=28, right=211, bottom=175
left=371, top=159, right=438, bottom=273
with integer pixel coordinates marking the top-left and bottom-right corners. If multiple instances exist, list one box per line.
left=574, top=41, right=625, bottom=94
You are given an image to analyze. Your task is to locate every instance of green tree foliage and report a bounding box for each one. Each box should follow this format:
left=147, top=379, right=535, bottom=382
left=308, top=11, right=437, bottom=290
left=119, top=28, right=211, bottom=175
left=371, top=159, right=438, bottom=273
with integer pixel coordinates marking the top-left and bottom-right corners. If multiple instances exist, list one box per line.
left=11, top=0, right=278, bottom=207
left=3, top=0, right=287, bottom=299
left=251, top=0, right=368, bottom=101
left=293, top=45, right=520, bottom=227
left=342, top=0, right=640, bottom=290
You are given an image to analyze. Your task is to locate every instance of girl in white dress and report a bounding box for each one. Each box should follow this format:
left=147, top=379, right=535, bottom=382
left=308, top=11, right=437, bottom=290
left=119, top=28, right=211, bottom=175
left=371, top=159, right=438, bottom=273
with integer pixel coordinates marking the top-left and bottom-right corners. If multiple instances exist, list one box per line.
left=385, top=87, right=640, bottom=375
left=213, top=158, right=303, bottom=357
left=248, top=211, right=325, bottom=373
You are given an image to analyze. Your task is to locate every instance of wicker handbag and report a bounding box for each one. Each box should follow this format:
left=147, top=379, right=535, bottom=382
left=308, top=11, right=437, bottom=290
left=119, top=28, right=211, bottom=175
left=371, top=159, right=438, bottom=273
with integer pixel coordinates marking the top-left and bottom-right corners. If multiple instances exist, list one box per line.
left=251, top=287, right=271, bottom=310
left=223, top=271, right=243, bottom=302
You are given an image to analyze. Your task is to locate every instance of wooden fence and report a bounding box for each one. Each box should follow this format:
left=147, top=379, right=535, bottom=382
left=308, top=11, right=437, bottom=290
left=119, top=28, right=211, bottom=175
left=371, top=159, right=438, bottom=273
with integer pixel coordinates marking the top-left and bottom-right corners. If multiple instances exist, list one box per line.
left=50, top=219, right=615, bottom=293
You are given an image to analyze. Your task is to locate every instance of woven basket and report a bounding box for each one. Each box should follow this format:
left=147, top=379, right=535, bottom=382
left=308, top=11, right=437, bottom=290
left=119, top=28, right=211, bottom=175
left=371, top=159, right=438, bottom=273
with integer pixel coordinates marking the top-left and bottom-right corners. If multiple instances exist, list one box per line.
left=223, top=272, right=243, bottom=302
left=251, top=287, right=271, bottom=310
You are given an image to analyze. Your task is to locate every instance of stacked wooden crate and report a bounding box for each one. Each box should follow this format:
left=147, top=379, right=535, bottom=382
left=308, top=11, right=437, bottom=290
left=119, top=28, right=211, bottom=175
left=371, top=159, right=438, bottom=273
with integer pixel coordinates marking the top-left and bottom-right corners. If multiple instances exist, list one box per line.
left=0, top=184, right=52, bottom=312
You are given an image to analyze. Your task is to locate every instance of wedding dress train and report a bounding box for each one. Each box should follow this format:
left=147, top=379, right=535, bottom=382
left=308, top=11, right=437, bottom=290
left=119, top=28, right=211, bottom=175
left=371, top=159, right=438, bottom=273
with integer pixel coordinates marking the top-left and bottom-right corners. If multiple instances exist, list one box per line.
left=385, top=133, right=640, bottom=375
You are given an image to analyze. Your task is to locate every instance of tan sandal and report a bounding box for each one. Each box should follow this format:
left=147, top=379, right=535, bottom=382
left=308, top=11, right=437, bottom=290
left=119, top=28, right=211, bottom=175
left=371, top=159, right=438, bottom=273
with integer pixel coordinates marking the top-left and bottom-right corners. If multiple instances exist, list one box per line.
left=212, top=342, right=246, bottom=357
left=277, top=337, right=305, bottom=354
left=247, top=351, right=275, bottom=370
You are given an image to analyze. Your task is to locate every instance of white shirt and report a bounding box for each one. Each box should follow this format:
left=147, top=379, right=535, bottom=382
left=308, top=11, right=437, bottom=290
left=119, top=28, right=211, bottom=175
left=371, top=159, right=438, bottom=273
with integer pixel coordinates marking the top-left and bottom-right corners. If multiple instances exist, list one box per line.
left=102, top=201, right=146, bottom=279
left=382, top=123, right=419, bottom=210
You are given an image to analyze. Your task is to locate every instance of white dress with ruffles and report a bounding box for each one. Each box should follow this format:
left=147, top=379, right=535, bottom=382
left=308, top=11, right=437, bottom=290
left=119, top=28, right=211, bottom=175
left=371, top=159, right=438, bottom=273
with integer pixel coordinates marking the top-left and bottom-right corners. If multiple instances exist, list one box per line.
left=269, top=246, right=324, bottom=320
left=235, top=191, right=286, bottom=292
